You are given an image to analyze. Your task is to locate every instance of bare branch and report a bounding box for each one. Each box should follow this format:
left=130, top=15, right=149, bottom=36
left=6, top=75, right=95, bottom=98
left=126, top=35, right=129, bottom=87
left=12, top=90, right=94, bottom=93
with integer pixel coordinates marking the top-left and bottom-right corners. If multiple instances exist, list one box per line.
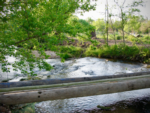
left=114, top=0, right=121, bottom=9
left=122, top=0, right=126, bottom=7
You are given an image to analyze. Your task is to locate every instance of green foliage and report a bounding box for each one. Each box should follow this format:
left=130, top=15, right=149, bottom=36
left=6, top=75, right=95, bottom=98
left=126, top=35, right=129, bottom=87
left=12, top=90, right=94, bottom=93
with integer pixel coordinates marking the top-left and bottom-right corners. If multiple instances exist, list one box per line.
left=140, top=36, right=150, bottom=44
left=0, top=0, right=96, bottom=77
left=11, top=103, right=35, bottom=113
left=84, top=45, right=99, bottom=57
left=145, top=36, right=150, bottom=40
left=86, top=17, right=94, bottom=24
left=124, top=15, right=143, bottom=33
left=140, top=20, right=150, bottom=34
left=67, top=16, right=95, bottom=39
left=0, top=0, right=6, bottom=12
left=116, top=36, right=122, bottom=40
left=113, top=20, right=122, bottom=32
left=92, top=19, right=105, bottom=33
left=112, top=0, right=144, bottom=45
left=85, top=44, right=150, bottom=63
left=58, top=46, right=84, bottom=60
left=1, top=0, right=150, bottom=79
left=126, top=35, right=135, bottom=41
left=126, top=35, right=150, bottom=44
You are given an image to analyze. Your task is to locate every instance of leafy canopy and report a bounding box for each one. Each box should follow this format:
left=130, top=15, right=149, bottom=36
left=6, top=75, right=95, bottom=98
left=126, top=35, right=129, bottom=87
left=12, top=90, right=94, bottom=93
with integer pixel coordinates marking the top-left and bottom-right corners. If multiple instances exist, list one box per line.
left=0, top=0, right=96, bottom=76
left=92, top=19, right=105, bottom=33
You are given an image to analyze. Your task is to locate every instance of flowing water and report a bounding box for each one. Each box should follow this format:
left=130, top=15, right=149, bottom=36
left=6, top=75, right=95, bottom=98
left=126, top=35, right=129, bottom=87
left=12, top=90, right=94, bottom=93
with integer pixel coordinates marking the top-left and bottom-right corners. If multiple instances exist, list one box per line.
left=1, top=57, right=150, bottom=113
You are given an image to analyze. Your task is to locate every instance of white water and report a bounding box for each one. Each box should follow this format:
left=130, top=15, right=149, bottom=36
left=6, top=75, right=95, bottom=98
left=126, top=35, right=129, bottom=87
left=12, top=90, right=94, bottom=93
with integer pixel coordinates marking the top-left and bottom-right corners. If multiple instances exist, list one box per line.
left=1, top=57, right=150, bottom=113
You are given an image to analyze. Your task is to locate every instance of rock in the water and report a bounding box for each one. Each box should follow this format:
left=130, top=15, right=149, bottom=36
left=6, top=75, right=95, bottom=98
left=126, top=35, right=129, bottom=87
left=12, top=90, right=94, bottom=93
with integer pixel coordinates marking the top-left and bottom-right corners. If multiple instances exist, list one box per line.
left=147, top=65, right=150, bottom=68
left=0, top=105, right=10, bottom=113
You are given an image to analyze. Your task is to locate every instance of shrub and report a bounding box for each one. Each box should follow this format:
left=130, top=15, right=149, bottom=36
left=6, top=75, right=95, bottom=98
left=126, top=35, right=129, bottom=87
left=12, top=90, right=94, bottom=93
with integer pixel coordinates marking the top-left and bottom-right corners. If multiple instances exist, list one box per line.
left=127, top=35, right=134, bottom=41
left=144, top=36, right=150, bottom=40
left=58, top=46, right=83, bottom=60
left=117, top=36, right=122, bottom=40
left=85, top=44, right=150, bottom=63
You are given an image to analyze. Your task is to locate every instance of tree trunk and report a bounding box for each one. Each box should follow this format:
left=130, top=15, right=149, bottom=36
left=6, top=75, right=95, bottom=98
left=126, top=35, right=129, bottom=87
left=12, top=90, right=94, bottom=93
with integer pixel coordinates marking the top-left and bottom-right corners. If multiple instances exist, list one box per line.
left=121, top=9, right=125, bottom=46
left=106, top=0, right=109, bottom=46
left=91, top=29, right=96, bottom=38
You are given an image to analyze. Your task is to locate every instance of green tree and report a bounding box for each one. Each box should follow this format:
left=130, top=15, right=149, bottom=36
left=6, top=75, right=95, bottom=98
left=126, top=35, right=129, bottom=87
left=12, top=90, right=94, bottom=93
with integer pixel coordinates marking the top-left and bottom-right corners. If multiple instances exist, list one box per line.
left=86, top=17, right=94, bottom=24
left=68, top=16, right=95, bottom=38
left=0, top=0, right=96, bottom=77
left=109, top=15, right=117, bottom=45
left=114, top=0, right=143, bottom=45
left=140, top=19, right=150, bottom=34
left=92, top=19, right=105, bottom=34
left=124, top=15, right=143, bottom=34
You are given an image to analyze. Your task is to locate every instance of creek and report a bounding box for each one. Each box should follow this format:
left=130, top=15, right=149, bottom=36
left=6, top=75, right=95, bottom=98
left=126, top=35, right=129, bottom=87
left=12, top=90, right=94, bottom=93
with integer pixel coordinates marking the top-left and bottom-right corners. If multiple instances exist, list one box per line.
left=1, top=57, right=150, bottom=113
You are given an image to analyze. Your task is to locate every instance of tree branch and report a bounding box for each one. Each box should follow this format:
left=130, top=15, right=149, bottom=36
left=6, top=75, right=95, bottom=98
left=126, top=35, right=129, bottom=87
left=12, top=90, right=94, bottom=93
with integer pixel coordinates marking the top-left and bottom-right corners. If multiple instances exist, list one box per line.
left=14, top=33, right=47, bottom=45
left=122, top=0, right=126, bottom=7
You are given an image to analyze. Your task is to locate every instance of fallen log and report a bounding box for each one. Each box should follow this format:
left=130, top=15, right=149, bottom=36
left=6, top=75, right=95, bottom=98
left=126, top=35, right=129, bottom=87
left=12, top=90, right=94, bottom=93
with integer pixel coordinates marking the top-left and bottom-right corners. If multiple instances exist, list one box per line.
left=1, top=71, right=150, bottom=88
left=0, top=75, right=150, bottom=105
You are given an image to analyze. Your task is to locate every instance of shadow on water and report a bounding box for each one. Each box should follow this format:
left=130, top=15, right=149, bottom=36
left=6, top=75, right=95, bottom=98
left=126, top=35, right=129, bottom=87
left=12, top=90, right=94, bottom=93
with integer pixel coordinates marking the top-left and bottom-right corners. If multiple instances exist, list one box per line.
left=10, top=97, right=150, bottom=113
left=80, top=97, right=150, bottom=113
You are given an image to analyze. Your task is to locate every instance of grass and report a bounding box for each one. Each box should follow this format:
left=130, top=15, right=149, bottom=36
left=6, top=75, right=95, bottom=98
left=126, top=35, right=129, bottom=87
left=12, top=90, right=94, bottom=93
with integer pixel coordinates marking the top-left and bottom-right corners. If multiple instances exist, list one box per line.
left=125, top=34, right=150, bottom=45
left=96, top=32, right=124, bottom=40
left=11, top=103, right=36, bottom=113
left=57, top=46, right=84, bottom=61
left=84, top=44, right=150, bottom=63
left=56, top=43, right=150, bottom=63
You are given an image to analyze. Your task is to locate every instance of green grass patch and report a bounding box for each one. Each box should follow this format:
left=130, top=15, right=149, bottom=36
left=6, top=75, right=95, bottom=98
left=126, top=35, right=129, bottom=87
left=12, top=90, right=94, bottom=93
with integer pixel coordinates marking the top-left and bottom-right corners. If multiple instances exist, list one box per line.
left=126, top=35, right=150, bottom=44
left=11, top=103, right=35, bottom=113
left=84, top=44, right=150, bottom=63
left=141, top=36, right=150, bottom=44
left=116, top=35, right=123, bottom=40
left=57, top=46, right=84, bottom=61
